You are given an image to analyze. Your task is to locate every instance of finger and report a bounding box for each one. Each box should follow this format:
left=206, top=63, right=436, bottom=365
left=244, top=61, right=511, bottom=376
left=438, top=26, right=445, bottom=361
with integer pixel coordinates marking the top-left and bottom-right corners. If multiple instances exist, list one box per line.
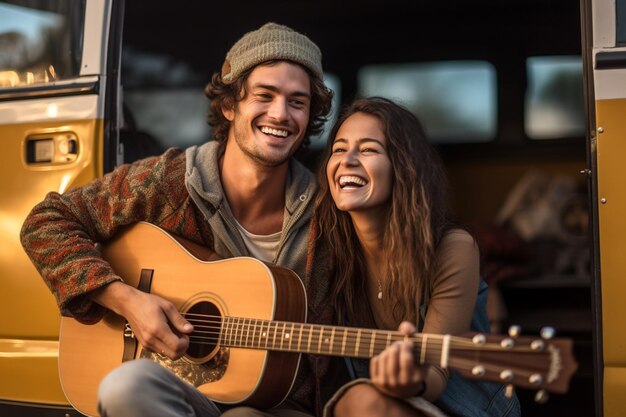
left=370, top=355, right=379, bottom=381
left=398, top=341, right=416, bottom=385
left=371, top=349, right=387, bottom=386
left=163, top=303, right=194, bottom=334
left=398, top=321, right=416, bottom=336
left=159, top=329, right=190, bottom=359
left=385, top=342, right=402, bottom=387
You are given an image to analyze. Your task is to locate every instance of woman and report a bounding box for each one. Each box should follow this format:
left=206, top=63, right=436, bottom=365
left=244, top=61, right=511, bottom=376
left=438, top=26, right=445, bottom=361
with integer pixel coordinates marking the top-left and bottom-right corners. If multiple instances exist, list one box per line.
left=307, top=97, right=520, bottom=417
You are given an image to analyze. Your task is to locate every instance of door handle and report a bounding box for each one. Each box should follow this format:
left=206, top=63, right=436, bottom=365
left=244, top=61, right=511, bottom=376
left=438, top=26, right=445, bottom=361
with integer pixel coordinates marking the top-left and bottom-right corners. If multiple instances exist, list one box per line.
left=25, top=132, right=78, bottom=164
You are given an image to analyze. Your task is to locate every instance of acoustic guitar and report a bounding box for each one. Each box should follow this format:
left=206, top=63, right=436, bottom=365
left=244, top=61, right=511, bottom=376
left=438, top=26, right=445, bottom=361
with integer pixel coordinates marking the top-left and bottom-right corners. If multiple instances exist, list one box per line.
left=59, top=222, right=577, bottom=416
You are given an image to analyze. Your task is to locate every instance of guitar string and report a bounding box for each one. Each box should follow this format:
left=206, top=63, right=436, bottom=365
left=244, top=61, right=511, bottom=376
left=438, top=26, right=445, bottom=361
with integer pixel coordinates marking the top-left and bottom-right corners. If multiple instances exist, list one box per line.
left=173, top=316, right=548, bottom=383
left=175, top=338, right=542, bottom=383
left=186, top=322, right=466, bottom=351
left=184, top=333, right=544, bottom=361
left=180, top=314, right=541, bottom=353
left=178, top=323, right=544, bottom=360
left=180, top=312, right=483, bottom=349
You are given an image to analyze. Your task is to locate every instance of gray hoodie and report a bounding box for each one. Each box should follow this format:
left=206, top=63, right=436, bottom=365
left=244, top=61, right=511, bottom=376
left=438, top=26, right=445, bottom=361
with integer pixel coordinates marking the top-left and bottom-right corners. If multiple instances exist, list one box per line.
left=185, top=141, right=317, bottom=281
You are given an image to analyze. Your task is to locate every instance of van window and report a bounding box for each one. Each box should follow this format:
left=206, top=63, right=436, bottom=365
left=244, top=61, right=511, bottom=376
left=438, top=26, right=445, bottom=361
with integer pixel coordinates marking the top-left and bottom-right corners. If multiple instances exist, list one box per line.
left=358, top=61, right=497, bottom=143
left=524, top=56, right=585, bottom=139
left=122, top=44, right=342, bottom=151
left=310, top=72, right=341, bottom=148
left=618, top=0, right=626, bottom=45
left=0, top=0, right=85, bottom=88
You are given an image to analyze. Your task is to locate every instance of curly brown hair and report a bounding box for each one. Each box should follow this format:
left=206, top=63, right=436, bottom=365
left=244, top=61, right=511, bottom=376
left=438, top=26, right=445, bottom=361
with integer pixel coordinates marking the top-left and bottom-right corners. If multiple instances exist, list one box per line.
left=204, top=60, right=333, bottom=148
left=314, top=97, right=455, bottom=326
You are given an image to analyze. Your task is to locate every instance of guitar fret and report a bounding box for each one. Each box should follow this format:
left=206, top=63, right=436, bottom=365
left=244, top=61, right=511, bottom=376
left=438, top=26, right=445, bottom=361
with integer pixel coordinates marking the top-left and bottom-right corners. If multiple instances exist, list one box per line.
left=246, top=318, right=252, bottom=348
left=419, top=334, right=428, bottom=365
left=280, top=322, right=287, bottom=350
left=238, top=318, right=245, bottom=347
left=230, top=317, right=237, bottom=346
left=386, top=332, right=391, bottom=349
left=341, top=328, right=348, bottom=355
left=297, top=323, right=304, bottom=351
left=228, top=317, right=235, bottom=346
left=369, top=330, right=376, bottom=356
left=255, top=319, right=260, bottom=348
left=264, top=321, right=272, bottom=349
left=222, top=317, right=229, bottom=346
left=229, top=317, right=236, bottom=347
left=235, top=317, right=243, bottom=346
left=288, top=323, right=295, bottom=351
left=441, top=335, right=451, bottom=368
left=307, top=325, right=313, bottom=352
left=355, top=329, right=362, bottom=356
left=329, top=328, right=336, bottom=354
left=248, top=318, right=254, bottom=347
left=224, top=317, right=231, bottom=346
left=317, top=326, right=324, bottom=354
left=272, top=323, right=278, bottom=349
left=257, top=320, right=265, bottom=348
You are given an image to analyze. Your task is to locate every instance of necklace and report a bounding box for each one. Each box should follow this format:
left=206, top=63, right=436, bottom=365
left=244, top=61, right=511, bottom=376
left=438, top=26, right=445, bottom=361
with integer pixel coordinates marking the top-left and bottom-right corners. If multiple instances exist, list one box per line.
left=377, top=279, right=383, bottom=300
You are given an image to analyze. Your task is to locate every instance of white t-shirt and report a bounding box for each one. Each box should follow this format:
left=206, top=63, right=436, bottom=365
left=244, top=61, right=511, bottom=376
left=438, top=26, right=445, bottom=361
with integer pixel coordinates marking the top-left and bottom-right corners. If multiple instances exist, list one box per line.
left=234, top=219, right=281, bottom=263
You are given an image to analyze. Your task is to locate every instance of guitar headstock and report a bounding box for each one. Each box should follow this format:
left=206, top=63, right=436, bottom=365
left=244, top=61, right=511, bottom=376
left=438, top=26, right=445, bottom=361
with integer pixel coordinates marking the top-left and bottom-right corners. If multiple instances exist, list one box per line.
left=450, top=327, right=578, bottom=398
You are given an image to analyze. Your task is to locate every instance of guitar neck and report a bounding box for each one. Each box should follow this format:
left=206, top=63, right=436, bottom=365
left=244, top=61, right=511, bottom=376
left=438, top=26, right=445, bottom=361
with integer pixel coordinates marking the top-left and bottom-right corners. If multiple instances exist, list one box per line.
left=218, top=316, right=450, bottom=365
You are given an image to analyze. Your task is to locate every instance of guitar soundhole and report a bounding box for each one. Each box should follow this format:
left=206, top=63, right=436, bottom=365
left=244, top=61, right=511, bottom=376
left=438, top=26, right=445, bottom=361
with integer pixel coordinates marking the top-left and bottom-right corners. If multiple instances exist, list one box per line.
left=185, top=301, right=221, bottom=360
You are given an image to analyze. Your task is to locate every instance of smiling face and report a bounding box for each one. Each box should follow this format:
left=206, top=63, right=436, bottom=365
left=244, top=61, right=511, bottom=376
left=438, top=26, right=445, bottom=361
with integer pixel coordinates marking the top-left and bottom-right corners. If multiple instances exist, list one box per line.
left=326, top=112, right=393, bottom=214
left=222, top=61, right=311, bottom=167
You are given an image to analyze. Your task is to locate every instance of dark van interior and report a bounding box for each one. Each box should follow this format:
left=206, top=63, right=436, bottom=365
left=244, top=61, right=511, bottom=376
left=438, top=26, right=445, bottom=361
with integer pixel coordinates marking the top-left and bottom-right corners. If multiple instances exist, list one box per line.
left=120, top=1, right=592, bottom=415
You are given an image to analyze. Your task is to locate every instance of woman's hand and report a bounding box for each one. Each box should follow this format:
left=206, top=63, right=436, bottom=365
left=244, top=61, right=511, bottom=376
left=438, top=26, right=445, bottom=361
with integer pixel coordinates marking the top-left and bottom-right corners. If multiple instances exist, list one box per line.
left=370, top=321, right=427, bottom=398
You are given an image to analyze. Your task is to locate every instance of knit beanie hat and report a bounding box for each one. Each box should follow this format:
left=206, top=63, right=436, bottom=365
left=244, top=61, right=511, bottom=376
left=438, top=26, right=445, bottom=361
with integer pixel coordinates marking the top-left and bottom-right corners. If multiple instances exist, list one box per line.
left=221, top=22, right=323, bottom=84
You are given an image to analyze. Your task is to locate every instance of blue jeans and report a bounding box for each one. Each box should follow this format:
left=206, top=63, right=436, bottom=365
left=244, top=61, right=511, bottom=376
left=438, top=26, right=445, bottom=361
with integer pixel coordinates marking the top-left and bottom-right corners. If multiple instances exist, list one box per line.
left=98, top=359, right=313, bottom=417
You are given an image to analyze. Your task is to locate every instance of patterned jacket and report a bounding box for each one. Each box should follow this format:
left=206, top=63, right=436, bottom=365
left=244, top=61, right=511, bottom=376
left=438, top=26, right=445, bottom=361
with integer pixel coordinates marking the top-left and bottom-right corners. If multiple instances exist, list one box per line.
left=20, top=141, right=317, bottom=324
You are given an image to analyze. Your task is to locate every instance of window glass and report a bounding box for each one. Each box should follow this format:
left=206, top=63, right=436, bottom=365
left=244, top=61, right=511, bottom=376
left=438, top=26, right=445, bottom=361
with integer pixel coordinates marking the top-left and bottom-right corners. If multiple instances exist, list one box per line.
left=358, top=61, right=497, bottom=143
left=122, top=44, right=342, bottom=151
left=525, top=56, right=585, bottom=139
left=0, top=0, right=84, bottom=88
left=310, top=72, right=341, bottom=148
left=122, top=47, right=209, bottom=150
left=617, top=0, right=626, bottom=45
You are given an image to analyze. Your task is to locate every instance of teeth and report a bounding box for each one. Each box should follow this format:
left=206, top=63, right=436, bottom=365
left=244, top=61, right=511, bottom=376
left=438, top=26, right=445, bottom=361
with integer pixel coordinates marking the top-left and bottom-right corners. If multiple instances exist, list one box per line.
left=260, top=126, right=289, bottom=137
left=339, top=175, right=367, bottom=187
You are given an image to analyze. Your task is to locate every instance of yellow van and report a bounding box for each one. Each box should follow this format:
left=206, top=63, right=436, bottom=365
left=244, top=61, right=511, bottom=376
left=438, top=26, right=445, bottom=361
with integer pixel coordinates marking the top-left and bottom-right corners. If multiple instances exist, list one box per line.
left=0, top=0, right=620, bottom=416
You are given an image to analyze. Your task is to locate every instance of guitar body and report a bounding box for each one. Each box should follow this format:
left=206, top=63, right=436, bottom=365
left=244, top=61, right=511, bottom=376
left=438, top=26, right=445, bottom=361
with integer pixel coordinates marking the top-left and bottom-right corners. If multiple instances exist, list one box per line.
left=59, top=222, right=307, bottom=417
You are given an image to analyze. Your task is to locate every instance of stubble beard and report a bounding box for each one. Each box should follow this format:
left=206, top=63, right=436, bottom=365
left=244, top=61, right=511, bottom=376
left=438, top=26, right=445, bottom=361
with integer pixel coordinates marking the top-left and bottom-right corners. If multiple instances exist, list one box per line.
left=233, top=123, right=302, bottom=168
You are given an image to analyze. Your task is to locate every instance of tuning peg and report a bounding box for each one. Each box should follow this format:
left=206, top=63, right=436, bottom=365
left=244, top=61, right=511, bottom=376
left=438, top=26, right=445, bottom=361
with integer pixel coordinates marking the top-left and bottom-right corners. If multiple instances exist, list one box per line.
left=500, top=338, right=515, bottom=348
left=472, top=334, right=486, bottom=345
left=540, top=326, right=555, bottom=340
left=471, top=365, right=486, bottom=377
left=508, top=325, right=521, bottom=338
left=534, top=389, right=549, bottom=404
left=505, top=384, right=515, bottom=399
left=529, top=373, right=543, bottom=385
left=530, top=339, right=545, bottom=351
left=499, top=369, right=514, bottom=382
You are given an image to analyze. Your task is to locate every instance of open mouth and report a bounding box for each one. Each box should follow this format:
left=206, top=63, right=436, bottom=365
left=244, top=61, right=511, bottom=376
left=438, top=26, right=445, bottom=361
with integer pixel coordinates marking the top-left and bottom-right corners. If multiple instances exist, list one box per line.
left=260, top=126, right=290, bottom=138
left=339, top=175, right=368, bottom=189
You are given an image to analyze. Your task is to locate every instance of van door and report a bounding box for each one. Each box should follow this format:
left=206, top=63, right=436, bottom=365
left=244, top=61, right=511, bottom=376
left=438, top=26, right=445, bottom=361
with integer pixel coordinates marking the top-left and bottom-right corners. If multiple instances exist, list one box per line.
left=0, top=0, right=122, bottom=413
left=581, top=0, right=626, bottom=416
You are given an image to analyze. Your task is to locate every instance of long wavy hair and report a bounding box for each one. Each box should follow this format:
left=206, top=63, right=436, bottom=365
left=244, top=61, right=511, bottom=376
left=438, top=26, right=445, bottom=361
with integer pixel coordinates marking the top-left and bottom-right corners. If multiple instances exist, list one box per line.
left=205, top=60, right=333, bottom=148
left=314, top=97, right=453, bottom=326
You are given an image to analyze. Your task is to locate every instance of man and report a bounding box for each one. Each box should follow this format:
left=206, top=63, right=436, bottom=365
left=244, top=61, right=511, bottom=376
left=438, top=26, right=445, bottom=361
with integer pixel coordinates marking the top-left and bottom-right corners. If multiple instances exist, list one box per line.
left=21, top=23, right=334, bottom=417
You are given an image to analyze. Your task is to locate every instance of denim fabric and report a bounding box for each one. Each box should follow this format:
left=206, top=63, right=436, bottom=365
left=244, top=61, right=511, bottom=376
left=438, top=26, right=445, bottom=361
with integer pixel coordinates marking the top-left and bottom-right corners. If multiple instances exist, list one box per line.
left=98, top=359, right=315, bottom=417
left=98, top=359, right=221, bottom=417
left=346, top=279, right=521, bottom=417
left=433, top=279, right=521, bottom=417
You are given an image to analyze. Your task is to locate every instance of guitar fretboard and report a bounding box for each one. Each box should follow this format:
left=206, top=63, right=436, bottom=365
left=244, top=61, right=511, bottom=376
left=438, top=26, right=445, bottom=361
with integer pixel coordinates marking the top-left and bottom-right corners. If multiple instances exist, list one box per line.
left=217, top=316, right=450, bottom=366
